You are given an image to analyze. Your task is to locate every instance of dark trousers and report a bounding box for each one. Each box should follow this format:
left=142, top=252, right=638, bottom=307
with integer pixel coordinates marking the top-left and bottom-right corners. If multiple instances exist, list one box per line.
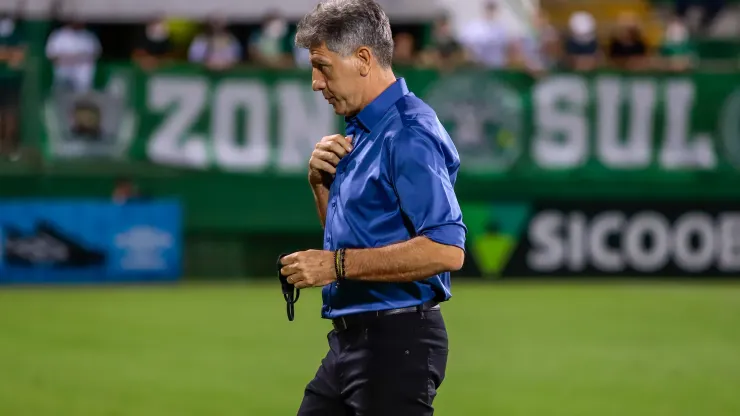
left=298, top=309, right=449, bottom=416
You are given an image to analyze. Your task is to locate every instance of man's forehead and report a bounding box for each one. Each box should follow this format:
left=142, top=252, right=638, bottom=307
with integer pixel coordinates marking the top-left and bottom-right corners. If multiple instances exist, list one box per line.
left=309, top=44, right=338, bottom=62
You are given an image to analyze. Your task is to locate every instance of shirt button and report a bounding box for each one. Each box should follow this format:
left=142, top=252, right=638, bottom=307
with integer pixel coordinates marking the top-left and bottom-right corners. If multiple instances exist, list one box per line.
left=332, top=201, right=337, bottom=207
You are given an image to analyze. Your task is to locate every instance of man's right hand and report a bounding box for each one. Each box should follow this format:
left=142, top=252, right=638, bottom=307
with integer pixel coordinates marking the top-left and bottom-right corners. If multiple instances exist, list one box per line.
left=308, top=134, right=353, bottom=186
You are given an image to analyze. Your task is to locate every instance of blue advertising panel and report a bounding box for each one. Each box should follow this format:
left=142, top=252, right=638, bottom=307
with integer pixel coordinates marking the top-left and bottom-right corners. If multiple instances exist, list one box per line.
left=0, top=200, right=182, bottom=284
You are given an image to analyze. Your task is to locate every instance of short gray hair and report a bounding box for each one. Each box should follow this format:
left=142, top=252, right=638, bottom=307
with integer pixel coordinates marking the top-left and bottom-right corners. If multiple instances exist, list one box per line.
left=295, top=0, right=394, bottom=68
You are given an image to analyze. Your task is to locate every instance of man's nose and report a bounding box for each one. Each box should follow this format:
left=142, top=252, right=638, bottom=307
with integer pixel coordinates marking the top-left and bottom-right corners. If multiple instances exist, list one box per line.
left=312, top=78, right=326, bottom=92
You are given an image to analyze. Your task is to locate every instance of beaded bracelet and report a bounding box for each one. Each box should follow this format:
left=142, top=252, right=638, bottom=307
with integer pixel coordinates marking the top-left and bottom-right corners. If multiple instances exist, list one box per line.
left=334, top=248, right=346, bottom=285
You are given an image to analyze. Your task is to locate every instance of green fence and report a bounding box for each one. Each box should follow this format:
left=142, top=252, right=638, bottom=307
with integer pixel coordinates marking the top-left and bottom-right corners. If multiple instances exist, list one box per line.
left=13, top=63, right=740, bottom=276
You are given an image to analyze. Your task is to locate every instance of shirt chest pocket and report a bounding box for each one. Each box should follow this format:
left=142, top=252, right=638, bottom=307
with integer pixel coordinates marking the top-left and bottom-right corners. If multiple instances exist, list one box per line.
left=338, top=166, right=397, bottom=220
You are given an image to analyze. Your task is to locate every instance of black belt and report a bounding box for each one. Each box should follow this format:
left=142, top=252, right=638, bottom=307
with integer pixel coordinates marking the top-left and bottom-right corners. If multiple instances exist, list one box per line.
left=331, top=300, right=440, bottom=332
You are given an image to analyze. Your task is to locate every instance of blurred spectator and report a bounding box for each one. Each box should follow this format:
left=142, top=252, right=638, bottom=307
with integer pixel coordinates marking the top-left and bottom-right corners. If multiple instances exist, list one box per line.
left=607, top=13, right=649, bottom=71
left=564, top=11, right=600, bottom=71
left=459, top=0, right=514, bottom=69
left=0, top=13, right=23, bottom=67
left=188, top=16, right=241, bottom=71
left=393, top=32, right=416, bottom=66
left=0, top=12, right=24, bottom=158
left=166, top=18, right=201, bottom=54
left=45, top=19, right=101, bottom=92
left=513, top=9, right=561, bottom=74
left=112, top=177, right=141, bottom=204
left=248, top=11, right=293, bottom=68
left=132, top=16, right=173, bottom=71
left=675, top=0, right=725, bottom=35
left=660, top=16, right=694, bottom=72
left=418, top=13, right=465, bottom=70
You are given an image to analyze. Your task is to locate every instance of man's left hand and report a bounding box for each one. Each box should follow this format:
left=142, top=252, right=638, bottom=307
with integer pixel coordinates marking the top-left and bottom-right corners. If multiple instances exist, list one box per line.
left=280, top=250, right=337, bottom=289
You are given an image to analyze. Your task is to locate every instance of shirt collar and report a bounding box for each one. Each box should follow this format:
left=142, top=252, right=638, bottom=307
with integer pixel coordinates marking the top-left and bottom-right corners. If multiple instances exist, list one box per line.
left=345, top=78, right=409, bottom=133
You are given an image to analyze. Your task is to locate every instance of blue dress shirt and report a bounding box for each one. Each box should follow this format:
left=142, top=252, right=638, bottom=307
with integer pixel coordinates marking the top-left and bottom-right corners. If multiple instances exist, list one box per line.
left=322, top=78, right=467, bottom=319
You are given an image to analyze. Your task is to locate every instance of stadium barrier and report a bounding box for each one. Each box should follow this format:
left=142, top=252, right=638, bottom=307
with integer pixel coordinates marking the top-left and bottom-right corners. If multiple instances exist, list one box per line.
left=463, top=202, right=740, bottom=278
left=0, top=199, right=182, bottom=284
left=10, top=64, right=740, bottom=278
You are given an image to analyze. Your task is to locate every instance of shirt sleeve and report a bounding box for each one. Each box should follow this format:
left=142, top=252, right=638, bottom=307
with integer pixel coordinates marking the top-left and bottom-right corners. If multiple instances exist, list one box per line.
left=389, top=125, right=467, bottom=251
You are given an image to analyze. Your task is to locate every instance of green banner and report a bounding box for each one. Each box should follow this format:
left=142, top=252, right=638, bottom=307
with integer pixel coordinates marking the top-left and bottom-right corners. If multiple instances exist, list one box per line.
left=38, top=64, right=740, bottom=178
left=21, top=64, right=740, bottom=277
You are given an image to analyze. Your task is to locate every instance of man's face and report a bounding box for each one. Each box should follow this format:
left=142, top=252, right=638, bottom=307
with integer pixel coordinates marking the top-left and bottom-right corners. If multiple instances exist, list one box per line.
left=309, top=43, right=365, bottom=116
left=435, top=19, right=451, bottom=36
left=209, top=18, right=227, bottom=34
left=484, top=3, right=498, bottom=20
left=147, top=18, right=168, bottom=39
left=534, top=11, right=549, bottom=29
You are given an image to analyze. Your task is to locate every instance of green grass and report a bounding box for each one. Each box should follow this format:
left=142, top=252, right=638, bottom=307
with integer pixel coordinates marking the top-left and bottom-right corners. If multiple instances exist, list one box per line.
left=1, top=281, right=739, bottom=416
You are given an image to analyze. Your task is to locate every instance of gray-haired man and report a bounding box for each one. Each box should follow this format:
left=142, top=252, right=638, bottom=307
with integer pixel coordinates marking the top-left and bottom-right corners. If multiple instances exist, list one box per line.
left=284, top=1, right=467, bottom=415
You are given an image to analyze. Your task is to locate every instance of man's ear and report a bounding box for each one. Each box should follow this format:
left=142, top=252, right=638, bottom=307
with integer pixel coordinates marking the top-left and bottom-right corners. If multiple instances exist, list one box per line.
left=356, top=46, right=372, bottom=77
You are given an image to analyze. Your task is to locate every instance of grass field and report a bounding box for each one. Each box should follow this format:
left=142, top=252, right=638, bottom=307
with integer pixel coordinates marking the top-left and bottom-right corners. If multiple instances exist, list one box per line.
left=1, top=281, right=739, bottom=416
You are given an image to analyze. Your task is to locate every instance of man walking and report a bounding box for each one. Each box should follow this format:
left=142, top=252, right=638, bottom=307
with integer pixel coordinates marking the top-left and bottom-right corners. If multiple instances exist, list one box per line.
left=280, top=1, right=467, bottom=414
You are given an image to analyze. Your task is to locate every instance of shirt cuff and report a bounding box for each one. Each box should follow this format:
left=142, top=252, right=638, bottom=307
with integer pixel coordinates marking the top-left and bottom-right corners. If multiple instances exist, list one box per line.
left=420, top=224, right=467, bottom=252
